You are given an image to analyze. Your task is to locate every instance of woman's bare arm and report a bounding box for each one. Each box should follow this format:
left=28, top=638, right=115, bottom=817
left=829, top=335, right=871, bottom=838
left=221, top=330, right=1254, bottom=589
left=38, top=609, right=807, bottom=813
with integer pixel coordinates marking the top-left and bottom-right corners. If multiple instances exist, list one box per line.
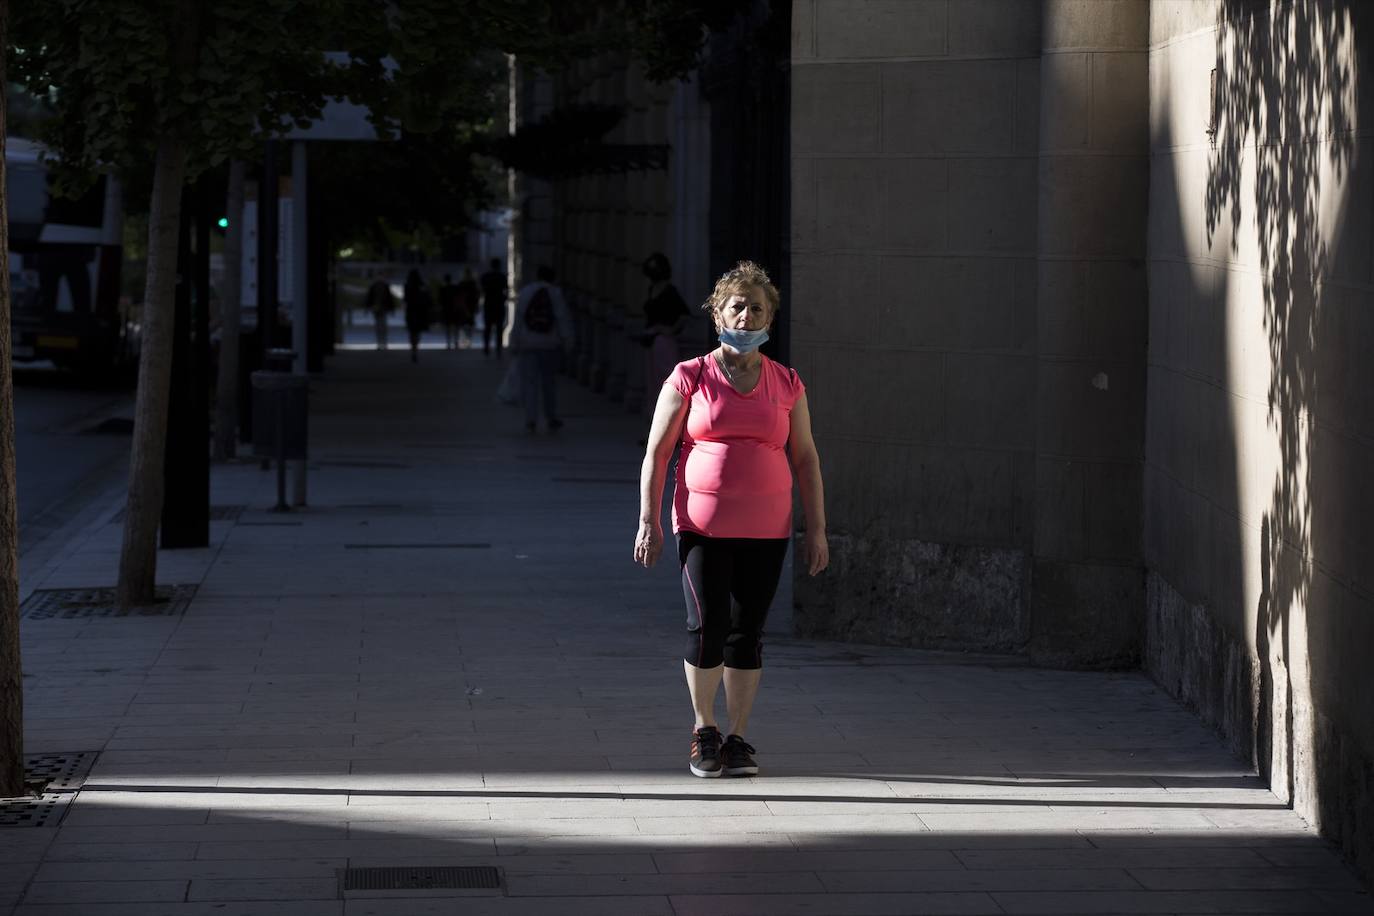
left=788, top=393, right=829, bottom=575
left=635, top=384, right=689, bottom=567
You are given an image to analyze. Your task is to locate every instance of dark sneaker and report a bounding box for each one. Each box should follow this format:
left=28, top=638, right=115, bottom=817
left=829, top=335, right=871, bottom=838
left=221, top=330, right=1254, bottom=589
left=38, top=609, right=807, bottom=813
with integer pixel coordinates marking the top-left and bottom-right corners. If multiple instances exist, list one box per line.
left=722, top=735, right=758, bottom=776
left=689, top=726, right=723, bottom=778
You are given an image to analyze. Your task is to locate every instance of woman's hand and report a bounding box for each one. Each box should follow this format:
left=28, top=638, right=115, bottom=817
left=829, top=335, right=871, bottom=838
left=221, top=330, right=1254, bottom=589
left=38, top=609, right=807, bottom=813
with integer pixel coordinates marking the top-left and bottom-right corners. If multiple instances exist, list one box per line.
left=634, top=519, right=664, bottom=568
left=804, top=529, right=829, bottom=576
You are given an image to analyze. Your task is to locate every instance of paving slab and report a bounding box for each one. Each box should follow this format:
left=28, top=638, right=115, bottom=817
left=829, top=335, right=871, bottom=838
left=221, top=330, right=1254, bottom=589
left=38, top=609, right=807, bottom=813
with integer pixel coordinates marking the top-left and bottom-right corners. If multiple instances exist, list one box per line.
left=7, top=349, right=1367, bottom=914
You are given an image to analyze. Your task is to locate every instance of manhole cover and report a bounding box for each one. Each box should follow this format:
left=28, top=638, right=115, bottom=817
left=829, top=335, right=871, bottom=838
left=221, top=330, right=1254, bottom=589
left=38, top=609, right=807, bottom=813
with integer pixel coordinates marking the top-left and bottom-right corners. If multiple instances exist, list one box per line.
left=21, top=585, right=198, bottom=619
left=342, top=866, right=501, bottom=891
left=0, top=752, right=98, bottom=828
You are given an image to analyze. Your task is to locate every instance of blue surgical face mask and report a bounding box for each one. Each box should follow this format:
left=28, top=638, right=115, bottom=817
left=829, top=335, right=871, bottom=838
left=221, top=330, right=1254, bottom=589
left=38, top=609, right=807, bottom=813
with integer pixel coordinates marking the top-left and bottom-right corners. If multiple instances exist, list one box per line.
left=719, top=327, right=769, bottom=353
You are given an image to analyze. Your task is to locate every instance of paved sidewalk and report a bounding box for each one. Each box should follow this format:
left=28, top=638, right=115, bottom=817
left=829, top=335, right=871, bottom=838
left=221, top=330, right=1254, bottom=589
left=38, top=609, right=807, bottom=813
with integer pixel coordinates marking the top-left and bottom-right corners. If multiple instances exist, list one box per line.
left=3, top=350, right=1368, bottom=915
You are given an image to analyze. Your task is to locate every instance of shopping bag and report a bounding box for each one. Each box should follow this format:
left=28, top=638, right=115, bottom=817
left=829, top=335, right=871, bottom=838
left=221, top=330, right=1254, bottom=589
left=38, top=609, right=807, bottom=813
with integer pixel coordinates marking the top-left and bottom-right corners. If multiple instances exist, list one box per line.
left=495, top=359, right=521, bottom=405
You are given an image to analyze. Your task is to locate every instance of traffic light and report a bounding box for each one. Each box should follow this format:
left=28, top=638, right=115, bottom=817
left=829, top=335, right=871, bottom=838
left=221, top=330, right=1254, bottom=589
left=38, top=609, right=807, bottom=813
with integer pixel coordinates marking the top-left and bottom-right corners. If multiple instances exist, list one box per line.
left=214, top=216, right=229, bottom=235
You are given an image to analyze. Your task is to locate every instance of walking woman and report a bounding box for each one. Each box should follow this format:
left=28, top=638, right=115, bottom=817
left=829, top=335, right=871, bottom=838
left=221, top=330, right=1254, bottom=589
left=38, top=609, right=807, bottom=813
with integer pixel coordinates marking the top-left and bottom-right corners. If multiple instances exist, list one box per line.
left=634, top=261, right=828, bottom=778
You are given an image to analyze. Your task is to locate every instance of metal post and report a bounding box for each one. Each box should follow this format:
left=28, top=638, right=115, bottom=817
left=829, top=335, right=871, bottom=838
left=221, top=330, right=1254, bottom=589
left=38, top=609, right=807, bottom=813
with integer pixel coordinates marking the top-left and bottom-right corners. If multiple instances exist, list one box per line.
left=274, top=399, right=289, bottom=512
left=290, top=141, right=308, bottom=507
left=257, top=140, right=279, bottom=358
left=257, top=143, right=279, bottom=471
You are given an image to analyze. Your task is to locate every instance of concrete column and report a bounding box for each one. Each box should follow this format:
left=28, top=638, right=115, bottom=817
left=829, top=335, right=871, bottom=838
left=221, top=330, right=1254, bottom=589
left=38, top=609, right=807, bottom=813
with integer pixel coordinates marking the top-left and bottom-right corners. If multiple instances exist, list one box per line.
left=290, top=141, right=308, bottom=507
left=671, top=73, right=711, bottom=315
left=1031, top=0, right=1150, bottom=666
left=506, top=54, right=522, bottom=319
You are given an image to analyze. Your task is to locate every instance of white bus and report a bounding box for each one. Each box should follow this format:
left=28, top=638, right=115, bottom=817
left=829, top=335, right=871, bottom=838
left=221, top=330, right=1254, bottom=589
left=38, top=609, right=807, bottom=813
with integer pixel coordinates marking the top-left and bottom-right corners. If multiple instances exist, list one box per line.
left=7, top=137, right=131, bottom=370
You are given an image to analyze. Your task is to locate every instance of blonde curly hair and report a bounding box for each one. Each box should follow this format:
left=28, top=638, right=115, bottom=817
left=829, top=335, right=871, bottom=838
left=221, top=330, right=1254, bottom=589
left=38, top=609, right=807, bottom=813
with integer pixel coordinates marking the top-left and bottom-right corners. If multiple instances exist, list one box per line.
left=703, top=260, right=781, bottom=323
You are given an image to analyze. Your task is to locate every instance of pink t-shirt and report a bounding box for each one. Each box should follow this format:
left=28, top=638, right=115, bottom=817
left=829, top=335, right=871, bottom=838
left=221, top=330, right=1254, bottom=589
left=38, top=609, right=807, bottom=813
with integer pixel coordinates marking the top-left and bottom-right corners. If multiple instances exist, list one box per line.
left=666, top=355, right=806, bottom=539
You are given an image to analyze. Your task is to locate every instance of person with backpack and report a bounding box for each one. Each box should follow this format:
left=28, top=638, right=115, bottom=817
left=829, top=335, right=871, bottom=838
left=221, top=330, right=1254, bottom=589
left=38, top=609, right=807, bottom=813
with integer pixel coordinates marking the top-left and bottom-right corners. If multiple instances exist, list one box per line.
left=364, top=276, right=395, bottom=350
left=510, top=265, right=573, bottom=432
left=633, top=260, right=828, bottom=779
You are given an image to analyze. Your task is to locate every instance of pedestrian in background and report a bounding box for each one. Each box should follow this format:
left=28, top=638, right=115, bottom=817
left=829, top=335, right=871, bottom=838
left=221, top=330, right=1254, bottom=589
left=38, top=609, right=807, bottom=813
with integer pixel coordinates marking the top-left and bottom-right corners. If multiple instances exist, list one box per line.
left=480, top=258, right=508, bottom=358
left=633, top=260, right=828, bottom=779
left=365, top=276, right=395, bottom=351
left=456, top=267, right=480, bottom=348
left=640, top=252, right=690, bottom=416
left=510, top=265, right=573, bottom=432
left=439, top=273, right=461, bottom=350
left=404, top=269, right=430, bottom=363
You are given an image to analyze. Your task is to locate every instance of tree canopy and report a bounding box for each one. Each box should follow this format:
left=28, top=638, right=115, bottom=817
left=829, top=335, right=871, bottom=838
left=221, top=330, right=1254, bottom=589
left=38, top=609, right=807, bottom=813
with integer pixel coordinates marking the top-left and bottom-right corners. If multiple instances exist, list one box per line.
left=12, top=0, right=748, bottom=174
left=10, top=0, right=343, bottom=194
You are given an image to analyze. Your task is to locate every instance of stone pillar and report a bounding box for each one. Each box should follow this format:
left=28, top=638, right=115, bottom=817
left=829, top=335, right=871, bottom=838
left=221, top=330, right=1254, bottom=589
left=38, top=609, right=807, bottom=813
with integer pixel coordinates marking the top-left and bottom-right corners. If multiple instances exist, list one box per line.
left=671, top=73, right=711, bottom=321
left=1031, top=0, right=1150, bottom=666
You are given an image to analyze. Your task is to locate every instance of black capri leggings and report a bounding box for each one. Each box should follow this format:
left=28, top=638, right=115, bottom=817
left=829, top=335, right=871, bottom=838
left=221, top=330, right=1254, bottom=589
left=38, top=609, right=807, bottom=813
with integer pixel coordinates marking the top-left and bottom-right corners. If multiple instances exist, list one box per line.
left=678, top=531, right=789, bottom=670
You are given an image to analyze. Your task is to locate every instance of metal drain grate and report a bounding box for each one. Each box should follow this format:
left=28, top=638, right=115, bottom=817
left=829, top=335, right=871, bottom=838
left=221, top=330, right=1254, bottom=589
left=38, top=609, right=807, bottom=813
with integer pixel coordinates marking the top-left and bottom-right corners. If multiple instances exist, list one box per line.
left=21, top=585, right=198, bottom=619
left=343, top=543, right=491, bottom=550
left=404, top=443, right=493, bottom=450
left=0, top=751, right=98, bottom=828
left=109, top=504, right=244, bottom=524
left=0, top=793, right=60, bottom=827
left=315, top=460, right=413, bottom=469
left=24, top=752, right=97, bottom=790
left=342, top=866, right=501, bottom=891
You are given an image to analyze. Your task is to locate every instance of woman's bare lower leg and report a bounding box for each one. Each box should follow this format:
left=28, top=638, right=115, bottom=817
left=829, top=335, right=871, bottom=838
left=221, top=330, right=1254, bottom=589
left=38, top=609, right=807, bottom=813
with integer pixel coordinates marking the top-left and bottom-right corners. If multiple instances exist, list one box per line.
left=723, top=666, right=762, bottom=737
left=684, top=660, right=724, bottom=729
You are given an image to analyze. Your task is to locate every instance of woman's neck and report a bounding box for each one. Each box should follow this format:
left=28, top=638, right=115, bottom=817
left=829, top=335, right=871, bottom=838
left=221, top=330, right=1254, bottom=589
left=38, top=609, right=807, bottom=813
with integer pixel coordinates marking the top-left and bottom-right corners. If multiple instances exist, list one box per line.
left=717, top=344, right=762, bottom=371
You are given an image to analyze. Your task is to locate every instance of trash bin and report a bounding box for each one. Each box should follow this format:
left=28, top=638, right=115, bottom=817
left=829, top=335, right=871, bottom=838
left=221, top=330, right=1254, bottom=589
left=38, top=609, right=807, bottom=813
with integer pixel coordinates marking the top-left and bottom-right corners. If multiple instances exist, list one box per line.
left=264, top=347, right=297, bottom=373
left=250, top=371, right=308, bottom=460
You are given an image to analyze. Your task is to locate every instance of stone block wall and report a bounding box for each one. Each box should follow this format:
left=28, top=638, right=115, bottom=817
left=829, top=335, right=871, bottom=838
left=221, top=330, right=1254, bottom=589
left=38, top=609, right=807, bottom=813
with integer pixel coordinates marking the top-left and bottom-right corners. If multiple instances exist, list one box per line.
left=514, top=53, right=684, bottom=404
left=787, top=0, right=1374, bottom=884
left=1145, top=0, right=1374, bottom=881
left=1030, top=0, right=1150, bottom=667
left=790, top=0, right=1043, bottom=652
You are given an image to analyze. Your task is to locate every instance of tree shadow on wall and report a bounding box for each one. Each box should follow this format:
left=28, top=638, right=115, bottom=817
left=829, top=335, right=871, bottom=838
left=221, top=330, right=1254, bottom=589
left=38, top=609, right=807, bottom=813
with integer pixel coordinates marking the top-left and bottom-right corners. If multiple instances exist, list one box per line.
left=1205, top=0, right=1366, bottom=875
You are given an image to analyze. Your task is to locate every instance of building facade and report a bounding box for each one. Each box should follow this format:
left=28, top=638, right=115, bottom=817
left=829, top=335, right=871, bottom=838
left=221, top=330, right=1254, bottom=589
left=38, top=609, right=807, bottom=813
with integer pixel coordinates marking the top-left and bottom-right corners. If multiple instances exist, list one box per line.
left=513, top=0, right=1373, bottom=881
left=791, top=0, right=1373, bottom=883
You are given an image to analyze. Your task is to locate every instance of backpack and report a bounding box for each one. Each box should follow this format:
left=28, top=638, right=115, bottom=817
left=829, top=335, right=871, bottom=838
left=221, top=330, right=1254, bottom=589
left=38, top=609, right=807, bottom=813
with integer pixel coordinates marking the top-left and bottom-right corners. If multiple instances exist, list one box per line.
left=524, top=286, right=555, bottom=333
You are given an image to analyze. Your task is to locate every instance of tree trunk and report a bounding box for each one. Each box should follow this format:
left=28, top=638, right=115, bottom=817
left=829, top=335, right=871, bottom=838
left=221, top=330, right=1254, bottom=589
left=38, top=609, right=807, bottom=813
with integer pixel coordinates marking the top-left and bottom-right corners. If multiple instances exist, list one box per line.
left=0, top=0, right=26, bottom=798
left=116, top=137, right=189, bottom=609
left=213, top=160, right=245, bottom=460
